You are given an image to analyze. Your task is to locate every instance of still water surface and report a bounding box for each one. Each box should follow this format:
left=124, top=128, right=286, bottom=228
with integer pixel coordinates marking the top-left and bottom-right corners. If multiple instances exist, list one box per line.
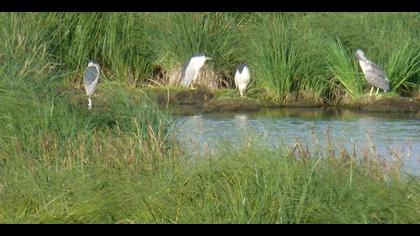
left=174, top=108, right=420, bottom=174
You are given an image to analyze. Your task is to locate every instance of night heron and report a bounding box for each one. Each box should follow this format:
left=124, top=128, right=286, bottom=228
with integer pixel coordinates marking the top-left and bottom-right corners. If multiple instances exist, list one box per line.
left=180, top=54, right=212, bottom=90
left=83, top=61, right=100, bottom=110
left=355, top=49, right=390, bottom=96
left=234, top=64, right=251, bottom=97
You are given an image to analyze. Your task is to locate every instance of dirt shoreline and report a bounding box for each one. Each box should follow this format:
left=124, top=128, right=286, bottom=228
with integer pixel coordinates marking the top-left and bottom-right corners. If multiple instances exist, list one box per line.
left=148, top=87, right=420, bottom=115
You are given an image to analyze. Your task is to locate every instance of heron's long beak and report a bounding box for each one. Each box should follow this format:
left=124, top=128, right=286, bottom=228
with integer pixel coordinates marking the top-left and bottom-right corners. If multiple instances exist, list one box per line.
left=206, top=57, right=212, bottom=61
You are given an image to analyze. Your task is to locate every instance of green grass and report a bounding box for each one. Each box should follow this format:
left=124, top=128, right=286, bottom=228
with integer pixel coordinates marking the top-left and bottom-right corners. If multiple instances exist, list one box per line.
left=386, top=40, right=420, bottom=94
left=245, top=14, right=329, bottom=101
left=1, top=132, right=419, bottom=223
left=145, top=13, right=245, bottom=76
left=324, top=38, right=364, bottom=100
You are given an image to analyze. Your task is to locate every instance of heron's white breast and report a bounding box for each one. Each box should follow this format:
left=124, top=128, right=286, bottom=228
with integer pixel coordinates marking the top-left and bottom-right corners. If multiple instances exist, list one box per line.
left=236, top=67, right=250, bottom=83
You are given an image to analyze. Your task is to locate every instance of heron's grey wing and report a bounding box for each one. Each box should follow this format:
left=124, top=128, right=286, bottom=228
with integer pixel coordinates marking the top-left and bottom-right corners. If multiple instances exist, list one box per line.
left=366, top=60, right=387, bottom=79
left=180, top=62, right=196, bottom=88
left=84, top=66, right=99, bottom=96
left=365, top=68, right=390, bottom=91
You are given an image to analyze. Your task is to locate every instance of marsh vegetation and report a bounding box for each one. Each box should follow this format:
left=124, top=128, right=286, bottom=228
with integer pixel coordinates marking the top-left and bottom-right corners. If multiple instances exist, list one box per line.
left=0, top=12, right=419, bottom=223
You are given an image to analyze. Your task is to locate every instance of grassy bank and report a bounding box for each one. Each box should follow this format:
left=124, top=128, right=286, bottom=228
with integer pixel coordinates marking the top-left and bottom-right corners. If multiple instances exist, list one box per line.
left=0, top=12, right=418, bottom=104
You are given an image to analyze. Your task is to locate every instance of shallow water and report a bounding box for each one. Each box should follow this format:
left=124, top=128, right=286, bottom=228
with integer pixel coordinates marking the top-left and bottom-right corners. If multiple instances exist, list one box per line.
left=173, top=108, right=420, bottom=175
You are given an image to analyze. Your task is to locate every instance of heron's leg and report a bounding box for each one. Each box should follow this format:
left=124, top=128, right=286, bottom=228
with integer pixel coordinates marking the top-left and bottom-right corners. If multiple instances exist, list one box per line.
left=88, top=97, right=92, bottom=110
left=190, top=82, right=197, bottom=90
left=369, top=87, right=374, bottom=96
left=240, top=90, right=243, bottom=97
left=375, top=87, right=379, bottom=96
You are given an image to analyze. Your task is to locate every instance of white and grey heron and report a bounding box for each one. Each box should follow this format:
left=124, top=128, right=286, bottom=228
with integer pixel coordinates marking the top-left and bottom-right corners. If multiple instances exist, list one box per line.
left=83, top=61, right=100, bottom=110
left=355, top=49, right=390, bottom=96
left=180, top=54, right=212, bottom=90
left=234, top=64, right=251, bottom=97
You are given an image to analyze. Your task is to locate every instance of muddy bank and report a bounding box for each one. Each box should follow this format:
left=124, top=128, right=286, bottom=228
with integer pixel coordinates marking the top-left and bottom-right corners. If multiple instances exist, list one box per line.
left=151, top=87, right=267, bottom=114
left=155, top=88, right=214, bottom=106
left=149, top=87, right=420, bottom=115
left=56, top=85, right=420, bottom=116
left=202, top=98, right=261, bottom=112
left=342, top=97, right=420, bottom=113
left=360, top=97, right=420, bottom=113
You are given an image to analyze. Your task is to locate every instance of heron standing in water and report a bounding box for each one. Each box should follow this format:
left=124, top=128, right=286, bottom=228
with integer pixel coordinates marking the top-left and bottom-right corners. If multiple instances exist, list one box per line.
left=355, top=49, right=390, bottom=96
left=234, top=64, right=251, bottom=97
left=180, top=54, right=212, bottom=90
left=83, top=61, right=100, bottom=110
